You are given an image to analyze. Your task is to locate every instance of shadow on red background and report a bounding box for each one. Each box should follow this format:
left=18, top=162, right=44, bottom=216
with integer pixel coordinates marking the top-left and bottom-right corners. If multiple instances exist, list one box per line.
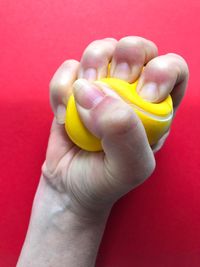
left=0, top=1, right=200, bottom=266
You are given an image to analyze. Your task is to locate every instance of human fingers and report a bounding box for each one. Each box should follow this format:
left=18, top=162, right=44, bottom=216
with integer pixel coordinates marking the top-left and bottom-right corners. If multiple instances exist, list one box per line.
left=136, top=53, right=189, bottom=111
left=110, top=36, right=158, bottom=82
left=78, top=38, right=117, bottom=81
left=136, top=54, right=189, bottom=151
left=50, top=59, right=79, bottom=124
left=78, top=36, right=158, bottom=84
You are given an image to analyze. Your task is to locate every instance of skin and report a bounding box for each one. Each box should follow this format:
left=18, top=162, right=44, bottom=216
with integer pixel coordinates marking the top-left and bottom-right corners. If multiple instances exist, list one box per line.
left=17, top=36, right=189, bottom=267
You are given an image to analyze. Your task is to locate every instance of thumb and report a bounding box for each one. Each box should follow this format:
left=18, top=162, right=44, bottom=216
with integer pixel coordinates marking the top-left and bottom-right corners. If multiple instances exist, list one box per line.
left=73, top=79, right=155, bottom=187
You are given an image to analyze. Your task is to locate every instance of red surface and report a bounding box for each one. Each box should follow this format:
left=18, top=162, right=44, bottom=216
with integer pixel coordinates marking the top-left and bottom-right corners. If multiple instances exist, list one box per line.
left=0, top=1, right=200, bottom=266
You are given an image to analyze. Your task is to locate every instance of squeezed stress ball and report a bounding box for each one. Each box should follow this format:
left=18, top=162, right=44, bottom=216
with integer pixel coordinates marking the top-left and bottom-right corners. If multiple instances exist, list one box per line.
left=65, top=73, right=173, bottom=152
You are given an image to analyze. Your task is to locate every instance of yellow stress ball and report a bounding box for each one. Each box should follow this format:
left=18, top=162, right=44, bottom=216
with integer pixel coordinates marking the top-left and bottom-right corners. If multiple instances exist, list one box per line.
left=65, top=78, right=173, bottom=152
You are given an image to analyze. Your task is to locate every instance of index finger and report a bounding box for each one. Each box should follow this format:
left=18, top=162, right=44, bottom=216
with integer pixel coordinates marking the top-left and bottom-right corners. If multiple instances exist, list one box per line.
left=49, top=59, right=80, bottom=124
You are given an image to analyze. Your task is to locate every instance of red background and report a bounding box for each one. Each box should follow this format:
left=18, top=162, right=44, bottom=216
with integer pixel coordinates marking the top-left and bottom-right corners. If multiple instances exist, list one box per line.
left=0, top=1, right=200, bottom=266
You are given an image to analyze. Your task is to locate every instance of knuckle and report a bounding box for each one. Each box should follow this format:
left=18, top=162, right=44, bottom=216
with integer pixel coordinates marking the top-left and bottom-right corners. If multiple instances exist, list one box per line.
left=85, top=46, right=105, bottom=59
left=167, top=52, right=185, bottom=61
left=81, top=39, right=116, bottom=67
left=148, top=41, right=159, bottom=56
left=49, top=77, right=57, bottom=95
left=61, top=59, right=79, bottom=69
left=102, top=105, right=137, bottom=136
left=103, top=37, right=118, bottom=44
left=148, top=56, right=177, bottom=75
left=49, top=60, right=78, bottom=97
left=117, top=38, right=143, bottom=57
left=82, top=49, right=107, bottom=66
left=82, top=49, right=109, bottom=67
left=167, top=53, right=189, bottom=70
left=166, top=53, right=189, bottom=79
left=85, top=40, right=106, bottom=55
left=119, top=36, right=144, bottom=45
left=49, top=76, right=61, bottom=99
left=49, top=59, right=79, bottom=111
left=118, top=36, right=157, bottom=51
left=116, top=36, right=154, bottom=63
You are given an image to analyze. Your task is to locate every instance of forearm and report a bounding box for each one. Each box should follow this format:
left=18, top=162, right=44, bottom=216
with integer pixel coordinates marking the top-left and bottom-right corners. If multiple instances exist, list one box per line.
left=17, top=176, right=110, bottom=267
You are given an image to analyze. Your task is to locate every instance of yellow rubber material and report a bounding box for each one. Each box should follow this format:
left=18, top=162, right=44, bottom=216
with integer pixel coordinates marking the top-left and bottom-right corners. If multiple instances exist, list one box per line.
left=65, top=78, right=173, bottom=152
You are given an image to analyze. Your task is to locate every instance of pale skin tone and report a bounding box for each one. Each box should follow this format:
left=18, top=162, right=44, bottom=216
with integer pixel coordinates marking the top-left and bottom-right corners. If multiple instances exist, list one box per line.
left=17, top=36, right=189, bottom=267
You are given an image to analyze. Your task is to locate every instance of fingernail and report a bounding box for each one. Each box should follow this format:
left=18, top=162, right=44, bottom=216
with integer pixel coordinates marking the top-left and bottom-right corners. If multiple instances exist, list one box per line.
left=73, top=79, right=105, bottom=109
left=79, top=68, right=97, bottom=81
left=138, top=82, right=159, bottom=102
left=56, top=104, right=66, bottom=124
left=94, top=81, right=121, bottom=100
left=112, top=62, right=131, bottom=81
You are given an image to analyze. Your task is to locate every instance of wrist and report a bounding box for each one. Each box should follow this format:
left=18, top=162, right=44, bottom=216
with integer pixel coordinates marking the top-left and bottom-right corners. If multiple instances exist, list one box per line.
left=33, top=175, right=111, bottom=227
left=17, top=175, right=111, bottom=267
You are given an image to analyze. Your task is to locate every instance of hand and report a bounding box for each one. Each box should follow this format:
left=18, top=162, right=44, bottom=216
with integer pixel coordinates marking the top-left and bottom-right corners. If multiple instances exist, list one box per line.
left=17, top=36, right=189, bottom=267
left=44, top=36, right=189, bottom=221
